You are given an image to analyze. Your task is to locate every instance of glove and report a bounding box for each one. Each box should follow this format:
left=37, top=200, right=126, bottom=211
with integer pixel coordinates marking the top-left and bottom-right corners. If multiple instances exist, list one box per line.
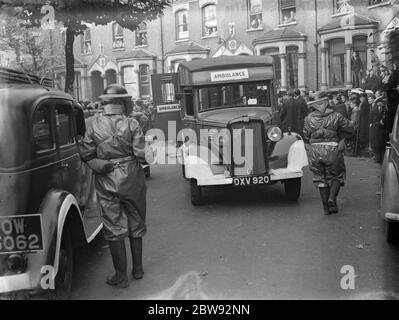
left=87, top=158, right=115, bottom=174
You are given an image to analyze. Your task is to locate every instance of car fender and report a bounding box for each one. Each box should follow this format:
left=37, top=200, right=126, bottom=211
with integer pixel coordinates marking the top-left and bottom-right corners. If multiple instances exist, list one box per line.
left=270, top=133, right=308, bottom=170
left=287, top=139, right=309, bottom=171
left=381, top=161, right=399, bottom=219
left=27, top=189, right=84, bottom=290
left=181, top=143, right=221, bottom=181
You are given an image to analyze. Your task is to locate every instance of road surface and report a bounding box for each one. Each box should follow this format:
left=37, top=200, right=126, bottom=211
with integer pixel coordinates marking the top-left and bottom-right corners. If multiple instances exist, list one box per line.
left=71, top=156, right=399, bottom=300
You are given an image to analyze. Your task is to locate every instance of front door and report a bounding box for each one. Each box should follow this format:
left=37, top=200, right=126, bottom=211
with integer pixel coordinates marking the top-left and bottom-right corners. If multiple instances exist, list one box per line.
left=29, top=100, right=63, bottom=212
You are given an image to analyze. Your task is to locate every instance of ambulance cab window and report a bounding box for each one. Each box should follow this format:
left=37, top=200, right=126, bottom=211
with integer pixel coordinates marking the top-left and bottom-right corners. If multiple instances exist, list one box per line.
left=198, top=81, right=271, bottom=111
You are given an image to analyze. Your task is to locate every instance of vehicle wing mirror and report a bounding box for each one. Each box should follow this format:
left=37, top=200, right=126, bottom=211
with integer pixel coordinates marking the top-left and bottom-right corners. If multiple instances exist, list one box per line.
left=175, top=93, right=183, bottom=101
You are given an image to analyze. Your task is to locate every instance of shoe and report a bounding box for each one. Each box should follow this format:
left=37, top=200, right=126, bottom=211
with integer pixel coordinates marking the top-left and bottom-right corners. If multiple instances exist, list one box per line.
left=328, top=180, right=341, bottom=214
left=106, top=272, right=129, bottom=288
left=107, top=240, right=129, bottom=288
left=319, top=187, right=331, bottom=215
left=129, top=237, right=144, bottom=280
left=132, top=267, right=144, bottom=279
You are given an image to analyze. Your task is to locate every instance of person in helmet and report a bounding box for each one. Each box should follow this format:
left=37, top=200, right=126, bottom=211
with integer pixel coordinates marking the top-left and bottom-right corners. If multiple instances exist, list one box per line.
left=80, top=84, right=148, bottom=288
left=303, top=92, right=354, bottom=215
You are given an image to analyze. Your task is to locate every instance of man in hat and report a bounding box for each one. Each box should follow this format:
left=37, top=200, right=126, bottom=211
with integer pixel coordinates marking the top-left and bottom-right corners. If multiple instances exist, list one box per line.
left=351, top=51, right=363, bottom=88
left=279, top=89, right=308, bottom=135
left=80, top=84, right=148, bottom=288
left=303, top=92, right=354, bottom=215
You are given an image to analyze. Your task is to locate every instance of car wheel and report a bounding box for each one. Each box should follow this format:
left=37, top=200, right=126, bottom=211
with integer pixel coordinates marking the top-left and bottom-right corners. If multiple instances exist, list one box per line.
left=284, top=178, right=301, bottom=201
left=386, top=221, right=399, bottom=243
left=190, top=179, right=203, bottom=206
left=49, top=229, right=73, bottom=300
left=144, top=166, right=151, bottom=178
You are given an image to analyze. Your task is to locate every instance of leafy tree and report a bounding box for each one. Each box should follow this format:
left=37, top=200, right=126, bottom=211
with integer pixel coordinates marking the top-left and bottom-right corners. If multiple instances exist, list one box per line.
left=0, top=14, right=64, bottom=76
left=0, top=0, right=170, bottom=94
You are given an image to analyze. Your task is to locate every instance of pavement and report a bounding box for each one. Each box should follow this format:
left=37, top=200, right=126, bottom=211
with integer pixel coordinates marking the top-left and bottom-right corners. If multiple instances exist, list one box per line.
left=71, top=155, right=399, bottom=300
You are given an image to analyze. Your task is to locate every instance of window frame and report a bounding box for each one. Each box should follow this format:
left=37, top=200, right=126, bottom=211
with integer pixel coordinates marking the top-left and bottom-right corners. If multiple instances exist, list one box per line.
left=53, top=99, right=77, bottom=150
left=175, top=9, right=189, bottom=41
left=138, top=64, right=151, bottom=99
left=279, top=0, right=296, bottom=25
left=368, top=0, right=391, bottom=8
left=112, top=22, right=125, bottom=50
left=136, top=22, right=148, bottom=47
left=32, top=101, right=56, bottom=156
left=248, top=0, right=263, bottom=30
left=202, top=3, right=218, bottom=38
left=81, top=28, right=92, bottom=55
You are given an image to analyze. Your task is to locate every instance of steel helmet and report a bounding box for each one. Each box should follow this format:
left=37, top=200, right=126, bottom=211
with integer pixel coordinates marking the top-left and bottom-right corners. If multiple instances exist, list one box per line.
left=99, top=84, right=132, bottom=100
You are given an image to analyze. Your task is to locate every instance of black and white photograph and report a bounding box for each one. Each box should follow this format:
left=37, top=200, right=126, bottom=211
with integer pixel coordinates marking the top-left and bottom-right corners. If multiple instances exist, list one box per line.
left=1, top=0, right=399, bottom=305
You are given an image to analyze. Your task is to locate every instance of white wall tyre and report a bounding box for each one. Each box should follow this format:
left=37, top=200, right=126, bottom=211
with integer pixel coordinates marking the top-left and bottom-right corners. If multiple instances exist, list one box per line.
left=49, top=229, right=73, bottom=300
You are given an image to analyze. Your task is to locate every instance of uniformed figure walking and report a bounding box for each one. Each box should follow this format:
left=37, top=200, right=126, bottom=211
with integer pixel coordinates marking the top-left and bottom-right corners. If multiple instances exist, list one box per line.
left=80, top=84, right=147, bottom=288
left=303, top=92, right=354, bottom=215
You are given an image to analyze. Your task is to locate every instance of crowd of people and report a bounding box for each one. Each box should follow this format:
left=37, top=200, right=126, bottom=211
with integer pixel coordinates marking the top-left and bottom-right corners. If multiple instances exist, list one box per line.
left=278, top=67, right=399, bottom=215
left=278, top=68, right=399, bottom=164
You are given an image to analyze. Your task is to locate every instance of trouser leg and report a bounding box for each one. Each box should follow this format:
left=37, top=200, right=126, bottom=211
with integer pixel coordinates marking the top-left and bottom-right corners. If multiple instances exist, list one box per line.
left=129, top=237, right=144, bottom=279
left=107, top=240, right=129, bottom=288
left=328, top=179, right=341, bottom=214
left=319, top=187, right=331, bottom=215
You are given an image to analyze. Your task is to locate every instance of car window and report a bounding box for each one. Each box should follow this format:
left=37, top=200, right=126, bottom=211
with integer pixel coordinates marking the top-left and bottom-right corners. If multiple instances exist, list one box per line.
left=55, top=103, right=75, bottom=146
left=32, top=105, right=54, bottom=152
left=185, top=89, right=194, bottom=117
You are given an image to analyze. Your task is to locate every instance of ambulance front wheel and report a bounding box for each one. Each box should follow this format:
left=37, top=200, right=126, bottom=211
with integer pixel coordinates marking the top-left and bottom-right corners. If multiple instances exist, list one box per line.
left=284, top=178, right=301, bottom=201
left=190, top=179, right=203, bottom=206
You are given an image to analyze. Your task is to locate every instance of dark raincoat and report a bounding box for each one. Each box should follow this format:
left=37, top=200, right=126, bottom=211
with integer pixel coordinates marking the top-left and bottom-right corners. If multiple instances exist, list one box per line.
left=80, top=104, right=147, bottom=241
left=370, top=103, right=387, bottom=148
left=303, top=105, right=354, bottom=187
left=359, top=99, right=370, bottom=149
left=279, top=97, right=309, bottom=135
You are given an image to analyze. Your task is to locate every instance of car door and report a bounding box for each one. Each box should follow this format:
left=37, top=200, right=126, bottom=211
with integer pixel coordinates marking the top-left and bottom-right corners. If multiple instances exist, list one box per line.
left=29, top=100, right=63, bottom=212
left=390, top=110, right=399, bottom=169
left=54, top=100, right=102, bottom=239
left=53, top=100, right=81, bottom=198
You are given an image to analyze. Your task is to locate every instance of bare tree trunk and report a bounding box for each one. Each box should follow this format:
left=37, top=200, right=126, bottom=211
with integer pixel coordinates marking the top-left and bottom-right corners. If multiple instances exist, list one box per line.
left=65, top=27, right=75, bottom=94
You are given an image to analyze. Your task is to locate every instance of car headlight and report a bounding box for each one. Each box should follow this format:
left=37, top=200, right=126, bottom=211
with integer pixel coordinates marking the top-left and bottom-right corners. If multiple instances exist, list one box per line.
left=267, top=126, right=283, bottom=142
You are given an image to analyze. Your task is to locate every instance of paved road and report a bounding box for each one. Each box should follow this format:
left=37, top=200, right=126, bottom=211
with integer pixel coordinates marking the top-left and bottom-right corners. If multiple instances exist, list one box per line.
left=71, top=156, right=399, bottom=300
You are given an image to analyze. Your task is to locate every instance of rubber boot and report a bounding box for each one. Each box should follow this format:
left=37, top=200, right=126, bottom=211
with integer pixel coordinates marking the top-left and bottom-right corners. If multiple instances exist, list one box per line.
left=328, top=180, right=341, bottom=214
left=106, top=240, right=129, bottom=288
left=129, top=237, right=144, bottom=279
left=319, top=187, right=331, bottom=215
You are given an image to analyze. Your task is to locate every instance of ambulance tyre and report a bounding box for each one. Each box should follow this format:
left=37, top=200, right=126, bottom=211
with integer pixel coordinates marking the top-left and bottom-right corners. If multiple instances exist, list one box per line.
left=190, top=179, right=203, bottom=206
left=386, top=221, right=399, bottom=243
left=284, top=178, right=301, bottom=201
